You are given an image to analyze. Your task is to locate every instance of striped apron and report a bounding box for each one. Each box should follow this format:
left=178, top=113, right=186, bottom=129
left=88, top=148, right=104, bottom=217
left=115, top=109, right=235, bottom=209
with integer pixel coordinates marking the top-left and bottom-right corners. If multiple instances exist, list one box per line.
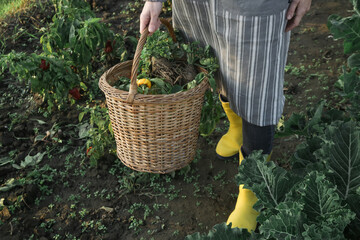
left=172, top=0, right=291, bottom=126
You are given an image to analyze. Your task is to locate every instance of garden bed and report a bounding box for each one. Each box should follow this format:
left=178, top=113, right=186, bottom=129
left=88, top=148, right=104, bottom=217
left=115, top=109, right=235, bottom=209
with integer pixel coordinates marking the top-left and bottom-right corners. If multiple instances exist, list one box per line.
left=0, top=0, right=357, bottom=239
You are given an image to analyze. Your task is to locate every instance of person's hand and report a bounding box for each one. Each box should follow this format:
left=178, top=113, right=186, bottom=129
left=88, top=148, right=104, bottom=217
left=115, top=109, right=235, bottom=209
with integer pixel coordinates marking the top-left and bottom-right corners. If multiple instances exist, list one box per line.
left=140, top=2, right=163, bottom=35
left=285, top=0, right=312, bottom=32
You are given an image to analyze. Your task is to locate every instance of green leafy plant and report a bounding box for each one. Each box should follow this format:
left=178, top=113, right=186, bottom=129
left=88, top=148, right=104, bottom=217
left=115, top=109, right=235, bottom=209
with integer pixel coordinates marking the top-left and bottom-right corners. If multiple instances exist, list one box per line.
left=186, top=223, right=254, bottom=240
left=27, top=164, right=57, bottom=196
left=134, top=30, right=222, bottom=136
left=78, top=104, right=115, bottom=167
left=41, top=0, right=127, bottom=77
left=12, top=152, right=46, bottom=169
left=188, top=8, right=360, bottom=232
left=0, top=51, right=80, bottom=111
left=275, top=100, right=352, bottom=139
left=1, top=0, right=128, bottom=111
left=188, top=120, right=360, bottom=239
left=199, top=91, right=223, bottom=137
left=328, top=1, right=360, bottom=120
left=0, top=37, right=6, bottom=55
left=140, top=29, right=182, bottom=68
left=138, top=30, right=218, bottom=88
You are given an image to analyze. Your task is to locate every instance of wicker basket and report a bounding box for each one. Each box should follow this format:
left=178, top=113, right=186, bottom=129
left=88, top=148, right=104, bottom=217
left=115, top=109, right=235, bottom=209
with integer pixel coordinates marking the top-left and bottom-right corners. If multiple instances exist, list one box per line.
left=98, top=19, right=209, bottom=174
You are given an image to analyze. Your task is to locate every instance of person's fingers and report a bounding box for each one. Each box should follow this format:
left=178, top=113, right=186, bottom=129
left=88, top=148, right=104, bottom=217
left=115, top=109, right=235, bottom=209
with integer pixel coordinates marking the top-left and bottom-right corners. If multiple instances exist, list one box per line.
left=148, top=17, right=160, bottom=33
left=285, top=19, right=292, bottom=32
left=285, top=16, right=299, bottom=32
left=285, top=0, right=311, bottom=32
left=140, top=12, right=150, bottom=33
left=139, top=2, right=162, bottom=34
left=286, top=12, right=305, bottom=32
left=286, top=0, right=299, bottom=20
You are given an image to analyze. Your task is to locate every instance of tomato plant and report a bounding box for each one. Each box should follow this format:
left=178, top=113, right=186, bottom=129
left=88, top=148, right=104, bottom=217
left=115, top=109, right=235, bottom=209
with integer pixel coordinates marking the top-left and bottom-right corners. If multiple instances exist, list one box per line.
left=40, top=0, right=127, bottom=78
left=0, top=51, right=80, bottom=112
left=78, top=104, right=115, bottom=167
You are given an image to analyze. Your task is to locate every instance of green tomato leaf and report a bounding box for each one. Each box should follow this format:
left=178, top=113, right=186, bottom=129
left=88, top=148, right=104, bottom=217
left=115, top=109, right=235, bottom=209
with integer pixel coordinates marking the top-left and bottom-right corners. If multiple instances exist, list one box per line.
left=78, top=122, right=91, bottom=139
left=69, top=24, right=76, bottom=47
left=78, top=111, right=86, bottom=122
left=46, top=41, right=52, bottom=53
left=150, top=78, right=166, bottom=88
left=85, top=17, right=101, bottom=24
left=108, top=122, right=113, bottom=135
left=208, top=76, right=216, bottom=91
left=80, top=82, right=88, bottom=91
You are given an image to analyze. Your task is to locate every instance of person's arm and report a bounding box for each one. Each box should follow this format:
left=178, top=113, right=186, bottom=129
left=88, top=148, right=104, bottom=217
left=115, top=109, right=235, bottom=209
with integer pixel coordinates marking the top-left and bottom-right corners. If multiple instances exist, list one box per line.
left=285, top=0, right=312, bottom=32
left=140, top=1, right=165, bottom=35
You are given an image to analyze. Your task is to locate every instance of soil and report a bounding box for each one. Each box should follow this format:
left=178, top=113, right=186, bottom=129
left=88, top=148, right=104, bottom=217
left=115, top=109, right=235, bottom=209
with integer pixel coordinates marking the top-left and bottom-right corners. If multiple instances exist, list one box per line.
left=0, top=0, right=353, bottom=240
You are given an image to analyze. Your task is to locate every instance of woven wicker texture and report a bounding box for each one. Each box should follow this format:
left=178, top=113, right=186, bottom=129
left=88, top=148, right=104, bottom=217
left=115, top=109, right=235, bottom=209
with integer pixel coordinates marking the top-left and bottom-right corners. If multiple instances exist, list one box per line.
left=99, top=19, right=209, bottom=173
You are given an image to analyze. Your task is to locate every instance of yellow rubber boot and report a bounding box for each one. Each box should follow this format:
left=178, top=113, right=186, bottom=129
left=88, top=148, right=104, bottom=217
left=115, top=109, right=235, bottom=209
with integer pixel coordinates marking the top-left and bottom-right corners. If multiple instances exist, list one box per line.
left=216, top=95, right=243, bottom=159
left=227, top=150, right=273, bottom=232
left=226, top=151, right=259, bottom=232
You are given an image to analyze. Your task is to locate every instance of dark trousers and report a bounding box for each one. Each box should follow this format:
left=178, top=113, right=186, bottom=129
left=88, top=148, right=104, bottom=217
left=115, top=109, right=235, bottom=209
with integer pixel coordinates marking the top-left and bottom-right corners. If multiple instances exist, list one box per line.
left=241, top=118, right=275, bottom=157
left=220, top=94, right=275, bottom=157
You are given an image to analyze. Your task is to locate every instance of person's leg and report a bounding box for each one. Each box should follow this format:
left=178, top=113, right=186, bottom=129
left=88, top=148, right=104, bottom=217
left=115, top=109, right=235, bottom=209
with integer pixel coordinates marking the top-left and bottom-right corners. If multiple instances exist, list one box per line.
left=241, top=119, right=275, bottom=157
left=227, top=120, right=275, bottom=232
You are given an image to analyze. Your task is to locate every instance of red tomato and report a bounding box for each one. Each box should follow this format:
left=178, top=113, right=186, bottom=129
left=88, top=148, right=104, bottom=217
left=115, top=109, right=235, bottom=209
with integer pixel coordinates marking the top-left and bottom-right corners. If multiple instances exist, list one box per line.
left=40, top=59, right=50, bottom=71
left=69, top=88, right=81, bottom=100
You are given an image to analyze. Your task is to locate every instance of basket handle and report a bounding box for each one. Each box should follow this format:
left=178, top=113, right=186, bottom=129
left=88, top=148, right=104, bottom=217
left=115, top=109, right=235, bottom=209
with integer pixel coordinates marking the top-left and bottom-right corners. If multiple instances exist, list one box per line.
left=126, top=18, right=177, bottom=103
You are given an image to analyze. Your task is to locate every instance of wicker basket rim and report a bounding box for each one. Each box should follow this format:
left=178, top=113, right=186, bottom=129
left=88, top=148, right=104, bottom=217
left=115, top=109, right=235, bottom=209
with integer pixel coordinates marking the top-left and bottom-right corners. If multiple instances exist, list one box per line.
left=99, top=60, right=209, bottom=104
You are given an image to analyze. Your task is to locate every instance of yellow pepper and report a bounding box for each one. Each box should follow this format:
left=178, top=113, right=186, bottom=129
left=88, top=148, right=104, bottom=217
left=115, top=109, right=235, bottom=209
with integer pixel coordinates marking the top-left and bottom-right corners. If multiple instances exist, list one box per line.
left=136, top=78, right=152, bottom=89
